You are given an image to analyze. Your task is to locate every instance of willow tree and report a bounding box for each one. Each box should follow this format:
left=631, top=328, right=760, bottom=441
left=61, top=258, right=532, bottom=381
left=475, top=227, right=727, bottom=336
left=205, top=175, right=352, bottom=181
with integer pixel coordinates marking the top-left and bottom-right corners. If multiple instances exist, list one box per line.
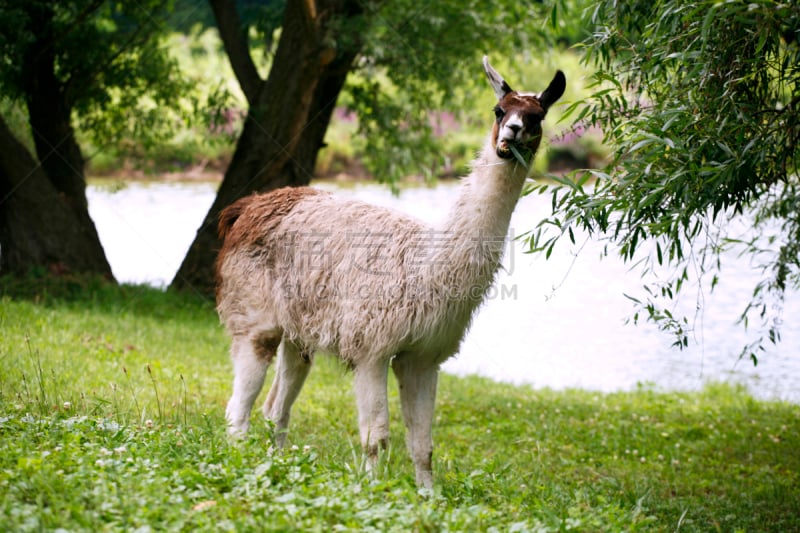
left=532, top=0, right=799, bottom=360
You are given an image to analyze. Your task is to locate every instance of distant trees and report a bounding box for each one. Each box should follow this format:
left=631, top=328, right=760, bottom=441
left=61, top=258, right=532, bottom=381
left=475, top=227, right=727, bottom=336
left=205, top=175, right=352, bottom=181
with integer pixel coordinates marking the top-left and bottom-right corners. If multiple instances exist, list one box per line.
left=533, top=0, right=799, bottom=359
left=0, top=1, right=183, bottom=277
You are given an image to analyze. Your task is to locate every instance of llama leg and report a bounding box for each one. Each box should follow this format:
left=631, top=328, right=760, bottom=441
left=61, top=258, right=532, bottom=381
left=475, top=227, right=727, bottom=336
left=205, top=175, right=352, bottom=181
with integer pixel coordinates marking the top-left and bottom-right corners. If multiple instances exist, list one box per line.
left=225, top=332, right=279, bottom=436
left=353, top=359, right=391, bottom=471
left=262, top=339, right=313, bottom=448
left=392, top=356, right=439, bottom=489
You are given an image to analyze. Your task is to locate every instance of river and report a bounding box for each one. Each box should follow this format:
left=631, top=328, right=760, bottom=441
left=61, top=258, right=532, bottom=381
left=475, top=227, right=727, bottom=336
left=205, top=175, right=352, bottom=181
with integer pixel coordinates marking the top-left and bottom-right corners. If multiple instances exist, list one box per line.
left=87, top=179, right=799, bottom=402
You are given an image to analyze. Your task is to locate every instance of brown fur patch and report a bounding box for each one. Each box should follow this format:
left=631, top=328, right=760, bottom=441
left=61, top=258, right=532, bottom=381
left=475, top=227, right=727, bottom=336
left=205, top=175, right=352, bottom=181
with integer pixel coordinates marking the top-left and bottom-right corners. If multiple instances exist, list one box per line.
left=299, top=348, right=313, bottom=364
left=216, top=187, right=324, bottom=301
left=252, top=332, right=281, bottom=362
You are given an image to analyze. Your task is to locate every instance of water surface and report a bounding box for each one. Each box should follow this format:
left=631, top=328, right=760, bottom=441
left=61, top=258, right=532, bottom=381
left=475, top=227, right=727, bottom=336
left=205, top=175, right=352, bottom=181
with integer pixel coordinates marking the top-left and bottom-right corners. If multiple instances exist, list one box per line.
left=87, top=180, right=799, bottom=402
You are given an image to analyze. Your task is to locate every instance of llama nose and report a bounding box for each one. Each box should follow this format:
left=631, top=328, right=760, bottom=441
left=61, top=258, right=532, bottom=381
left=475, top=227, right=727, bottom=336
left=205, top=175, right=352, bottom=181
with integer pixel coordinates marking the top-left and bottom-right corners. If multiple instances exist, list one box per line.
left=507, top=123, right=522, bottom=137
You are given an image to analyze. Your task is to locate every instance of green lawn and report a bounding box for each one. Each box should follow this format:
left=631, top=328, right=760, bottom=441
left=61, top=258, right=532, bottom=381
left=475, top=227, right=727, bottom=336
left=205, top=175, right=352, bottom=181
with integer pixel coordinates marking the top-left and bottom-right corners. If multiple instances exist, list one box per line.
left=1, top=280, right=798, bottom=531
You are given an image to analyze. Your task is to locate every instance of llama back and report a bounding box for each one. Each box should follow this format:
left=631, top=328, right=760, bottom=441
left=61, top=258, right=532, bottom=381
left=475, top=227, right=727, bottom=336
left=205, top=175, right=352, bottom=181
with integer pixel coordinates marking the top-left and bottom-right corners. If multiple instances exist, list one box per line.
left=216, top=187, right=447, bottom=360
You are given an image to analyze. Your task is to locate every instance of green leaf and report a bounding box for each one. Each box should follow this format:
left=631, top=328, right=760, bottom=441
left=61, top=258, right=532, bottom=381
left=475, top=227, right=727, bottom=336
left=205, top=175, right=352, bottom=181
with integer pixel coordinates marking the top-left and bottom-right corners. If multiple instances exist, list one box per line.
left=508, top=143, right=529, bottom=169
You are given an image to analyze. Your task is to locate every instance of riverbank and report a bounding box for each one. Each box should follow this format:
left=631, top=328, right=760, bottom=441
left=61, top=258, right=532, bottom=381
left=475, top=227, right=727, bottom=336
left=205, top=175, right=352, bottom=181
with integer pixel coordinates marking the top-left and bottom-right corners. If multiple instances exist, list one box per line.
left=85, top=128, right=604, bottom=185
left=1, top=280, right=798, bottom=531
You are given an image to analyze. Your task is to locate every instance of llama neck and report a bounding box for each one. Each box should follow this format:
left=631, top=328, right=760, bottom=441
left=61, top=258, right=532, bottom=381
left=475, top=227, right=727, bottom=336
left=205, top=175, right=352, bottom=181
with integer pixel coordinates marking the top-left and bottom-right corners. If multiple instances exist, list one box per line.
left=404, top=137, right=531, bottom=351
left=438, top=136, right=529, bottom=249
left=414, top=135, right=530, bottom=309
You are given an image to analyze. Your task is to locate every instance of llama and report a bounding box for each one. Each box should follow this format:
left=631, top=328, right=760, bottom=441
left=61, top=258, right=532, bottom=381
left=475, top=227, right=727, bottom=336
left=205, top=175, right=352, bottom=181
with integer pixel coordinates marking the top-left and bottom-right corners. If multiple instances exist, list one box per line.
left=216, top=57, right=565, bottom=488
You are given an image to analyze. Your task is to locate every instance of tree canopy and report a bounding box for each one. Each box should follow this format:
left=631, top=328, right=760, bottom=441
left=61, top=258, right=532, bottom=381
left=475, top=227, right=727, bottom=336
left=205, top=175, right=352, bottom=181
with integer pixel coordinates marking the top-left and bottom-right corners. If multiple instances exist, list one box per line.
left=531, top=0, right=799, bottom=361
left=0, top=0, right=187, bottom=160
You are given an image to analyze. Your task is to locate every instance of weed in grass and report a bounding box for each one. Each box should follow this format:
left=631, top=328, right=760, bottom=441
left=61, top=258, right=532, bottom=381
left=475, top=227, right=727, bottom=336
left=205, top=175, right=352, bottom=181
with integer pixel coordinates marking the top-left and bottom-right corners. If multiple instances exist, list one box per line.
left=25, top=337, right=48, bottom=415
left=147, top=364, right=164, bottom=422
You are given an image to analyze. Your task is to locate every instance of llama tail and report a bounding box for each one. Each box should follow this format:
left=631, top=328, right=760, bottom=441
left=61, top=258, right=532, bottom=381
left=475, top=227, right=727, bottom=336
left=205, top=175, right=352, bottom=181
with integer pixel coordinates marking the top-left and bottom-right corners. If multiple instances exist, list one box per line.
left=218, top=187, right=324, bottom=242
left=218, top=197, right=251, bottom=240
left=216, top=196, right=256, bottom=303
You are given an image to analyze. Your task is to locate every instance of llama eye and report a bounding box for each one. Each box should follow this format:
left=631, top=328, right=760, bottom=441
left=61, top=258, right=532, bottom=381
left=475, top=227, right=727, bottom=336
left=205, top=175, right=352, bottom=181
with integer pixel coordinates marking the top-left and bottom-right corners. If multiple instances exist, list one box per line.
left=527, top=112, right=544, bottom=124
left=493, top=106, right=505, bottom=122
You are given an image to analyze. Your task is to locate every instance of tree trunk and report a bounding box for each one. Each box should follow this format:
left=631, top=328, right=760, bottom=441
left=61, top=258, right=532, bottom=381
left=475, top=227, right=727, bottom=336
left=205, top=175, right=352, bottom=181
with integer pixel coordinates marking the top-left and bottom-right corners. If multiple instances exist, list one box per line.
left=171, top=0, right=366, bottom=295
left=0, top=0, right=113, bottom=279
left=0, top=115, right=113, bottom=278
left=22, top=0, right=89, bottom=214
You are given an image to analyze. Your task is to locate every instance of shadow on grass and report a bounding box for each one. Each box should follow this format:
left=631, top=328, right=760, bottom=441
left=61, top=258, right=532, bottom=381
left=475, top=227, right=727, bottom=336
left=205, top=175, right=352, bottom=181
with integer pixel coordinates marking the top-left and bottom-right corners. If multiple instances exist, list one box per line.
left=0, top=271, right=215, bottom=321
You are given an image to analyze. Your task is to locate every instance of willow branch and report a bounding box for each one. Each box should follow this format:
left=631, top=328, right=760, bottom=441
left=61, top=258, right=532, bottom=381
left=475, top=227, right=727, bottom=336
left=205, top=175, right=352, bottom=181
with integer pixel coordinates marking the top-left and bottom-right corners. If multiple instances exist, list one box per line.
left=209, top=0, right=263, bottom=105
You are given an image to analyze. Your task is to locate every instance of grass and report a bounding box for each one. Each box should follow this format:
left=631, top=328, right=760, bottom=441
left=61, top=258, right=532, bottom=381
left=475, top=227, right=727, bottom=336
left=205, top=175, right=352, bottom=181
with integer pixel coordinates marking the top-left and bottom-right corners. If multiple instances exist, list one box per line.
left=1, top=278, right=798, bottom=531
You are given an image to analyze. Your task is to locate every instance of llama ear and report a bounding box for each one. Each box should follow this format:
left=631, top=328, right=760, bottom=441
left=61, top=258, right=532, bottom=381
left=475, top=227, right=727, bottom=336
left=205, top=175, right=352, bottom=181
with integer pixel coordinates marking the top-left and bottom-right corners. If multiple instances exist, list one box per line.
left=483, top=56, right=513, bottom=99
left=539, top=70, right=566, bottom=111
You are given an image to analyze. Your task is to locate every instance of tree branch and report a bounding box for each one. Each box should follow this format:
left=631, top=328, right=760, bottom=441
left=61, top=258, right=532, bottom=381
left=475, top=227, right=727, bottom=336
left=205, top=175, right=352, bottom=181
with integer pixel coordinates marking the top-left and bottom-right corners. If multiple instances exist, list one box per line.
left=52, top=0, right=105, bottom=47
left=209, top=0, right=263, bottom=105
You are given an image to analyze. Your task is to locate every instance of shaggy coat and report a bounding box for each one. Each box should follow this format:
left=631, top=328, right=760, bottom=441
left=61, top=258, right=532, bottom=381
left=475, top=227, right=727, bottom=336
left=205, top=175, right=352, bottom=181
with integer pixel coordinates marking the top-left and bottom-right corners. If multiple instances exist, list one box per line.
left=216, top=57, right=565, bottom=488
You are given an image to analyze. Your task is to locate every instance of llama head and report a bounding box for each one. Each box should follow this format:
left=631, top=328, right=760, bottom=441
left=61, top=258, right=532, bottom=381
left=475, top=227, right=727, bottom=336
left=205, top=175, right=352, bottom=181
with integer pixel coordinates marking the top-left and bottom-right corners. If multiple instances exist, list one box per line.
left=482, top=56, right=566, bottom=160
